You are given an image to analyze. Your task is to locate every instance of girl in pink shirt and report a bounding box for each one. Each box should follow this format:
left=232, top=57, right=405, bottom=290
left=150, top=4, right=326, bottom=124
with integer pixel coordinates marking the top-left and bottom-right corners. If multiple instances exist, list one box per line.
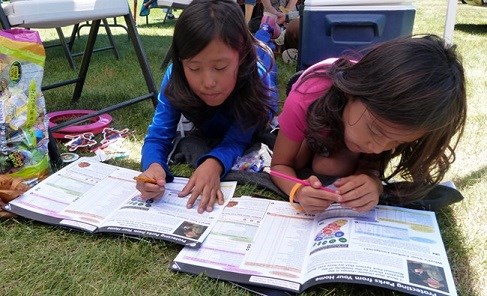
left=272, top=35, right=467, bottom=214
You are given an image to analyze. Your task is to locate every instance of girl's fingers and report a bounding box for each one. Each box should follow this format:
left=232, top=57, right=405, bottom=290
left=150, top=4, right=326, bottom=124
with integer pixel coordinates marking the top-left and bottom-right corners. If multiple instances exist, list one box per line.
left=199, top=188, right=212, bottom=213
left=179, top=179, right=195, bottom=197
left=350, top=200, right=377, bottom=212
left=198, top=187, right=224, bottom=213
left=186, top=192, right=198, bottom=209
left=205, top=189, right=219, bottom=212
left=302, top=202, right=332, bottom=214
left=138, top=183, right=165, bottom=200
left=217, top=190, right=224, bottom=205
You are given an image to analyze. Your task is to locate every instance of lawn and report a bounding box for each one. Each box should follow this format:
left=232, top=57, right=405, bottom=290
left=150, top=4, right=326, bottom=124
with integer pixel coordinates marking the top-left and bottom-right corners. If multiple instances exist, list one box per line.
left=1, top=0, right=486, bottom=295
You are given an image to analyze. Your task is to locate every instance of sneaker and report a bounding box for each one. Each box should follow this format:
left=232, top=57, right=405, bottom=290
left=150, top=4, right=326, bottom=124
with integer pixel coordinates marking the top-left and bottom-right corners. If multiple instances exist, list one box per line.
left=282, top=48, right=298, bottom=64
left=380, top=182, right=464, bottom=211
left=407, top=185, right=464, bottom=211
left=274, top=29, right=286, bottom=46
left=260, top=15, right=281, bottom=39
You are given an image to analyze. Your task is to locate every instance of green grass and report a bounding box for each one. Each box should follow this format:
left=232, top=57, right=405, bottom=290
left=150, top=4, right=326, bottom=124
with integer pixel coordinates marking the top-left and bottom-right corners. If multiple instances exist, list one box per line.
left=1, top=1, right=487, bottom=295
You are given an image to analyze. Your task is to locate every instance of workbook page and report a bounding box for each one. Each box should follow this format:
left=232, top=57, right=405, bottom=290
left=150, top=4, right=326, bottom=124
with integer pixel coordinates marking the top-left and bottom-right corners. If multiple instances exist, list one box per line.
left=99, top=177, right=237, bottom=247
left=173, top=197, right=316, bottom=292
left=301, top=205, right=457, bottom=296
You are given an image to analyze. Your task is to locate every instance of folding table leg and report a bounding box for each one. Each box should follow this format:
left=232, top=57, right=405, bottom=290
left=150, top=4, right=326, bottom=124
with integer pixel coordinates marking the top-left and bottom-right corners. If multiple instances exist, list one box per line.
left=0, top=8, right=11, bottom=29
left=47, top=129, right=62, bottom=170
left=68, top=23, right=79, bottom=51
left=69, top=20, right=120, bottom=60
left=102, top=18, right=120, bottom=60
left=56, top=27, right=77, bottom=69
left=123, top=12, right=158, bottom=107
left=72, top=19, right=100, bottom=100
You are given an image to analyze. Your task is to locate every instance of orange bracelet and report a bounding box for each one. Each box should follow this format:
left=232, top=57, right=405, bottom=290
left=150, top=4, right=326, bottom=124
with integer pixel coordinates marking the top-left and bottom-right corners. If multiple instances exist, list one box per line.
left=289, top=183, right=304, bottom=211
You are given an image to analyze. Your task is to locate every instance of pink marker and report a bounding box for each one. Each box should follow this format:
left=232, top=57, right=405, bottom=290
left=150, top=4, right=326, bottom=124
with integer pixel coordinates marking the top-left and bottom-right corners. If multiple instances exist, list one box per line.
left=269, top=170, right=337, bottom=194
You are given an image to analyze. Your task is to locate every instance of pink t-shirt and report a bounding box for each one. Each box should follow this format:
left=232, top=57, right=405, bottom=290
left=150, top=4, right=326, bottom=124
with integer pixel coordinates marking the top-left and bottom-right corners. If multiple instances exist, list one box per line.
left=278, top=58, right=337, bottom=142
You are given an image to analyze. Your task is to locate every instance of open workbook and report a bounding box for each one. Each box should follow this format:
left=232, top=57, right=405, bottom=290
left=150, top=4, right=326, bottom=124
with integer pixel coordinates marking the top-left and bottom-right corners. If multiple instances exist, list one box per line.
left=172, top=196, right=457, bottom=296
left=3, top=157, right=237, bottom=247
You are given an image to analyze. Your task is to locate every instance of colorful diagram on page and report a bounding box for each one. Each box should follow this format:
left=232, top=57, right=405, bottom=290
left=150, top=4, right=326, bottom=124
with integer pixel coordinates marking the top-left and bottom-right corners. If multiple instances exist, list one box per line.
left=311, top=219, right=349, bottom=254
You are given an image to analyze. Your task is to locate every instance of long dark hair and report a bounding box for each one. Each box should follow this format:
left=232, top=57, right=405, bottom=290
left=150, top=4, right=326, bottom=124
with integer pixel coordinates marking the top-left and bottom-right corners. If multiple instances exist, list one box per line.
left=164, top=0, right=275, bottom=129
left=301, top=34, right=467, bottom=202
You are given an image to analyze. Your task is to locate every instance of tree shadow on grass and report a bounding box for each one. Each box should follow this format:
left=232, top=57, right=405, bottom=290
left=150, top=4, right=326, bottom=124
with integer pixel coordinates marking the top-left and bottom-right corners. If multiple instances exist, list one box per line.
left=455, top=23, right=487, bottom=34
left=136, top=18, right=178, bottom=29
left=453, top=165, right=487, bottom=189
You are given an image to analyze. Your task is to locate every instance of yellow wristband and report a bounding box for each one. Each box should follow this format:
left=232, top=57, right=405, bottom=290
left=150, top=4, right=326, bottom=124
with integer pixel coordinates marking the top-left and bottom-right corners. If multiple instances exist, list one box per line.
left=289, top=183, right=304, bottom=211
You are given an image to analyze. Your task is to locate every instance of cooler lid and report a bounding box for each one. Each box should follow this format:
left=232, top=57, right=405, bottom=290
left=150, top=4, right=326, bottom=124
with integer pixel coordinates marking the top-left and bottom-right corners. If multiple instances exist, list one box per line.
left=305, top=0, right=412, bottom=6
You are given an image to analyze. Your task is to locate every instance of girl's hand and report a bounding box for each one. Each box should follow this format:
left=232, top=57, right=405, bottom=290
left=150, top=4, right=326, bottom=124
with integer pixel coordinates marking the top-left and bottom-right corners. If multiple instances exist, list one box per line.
left=294, top=176, right=341, bottom=214
left=333, top=174, right=383, bottom=212
left=179, top=158, right=224, bottom=214
left=135, top=163, right=166, bottom=201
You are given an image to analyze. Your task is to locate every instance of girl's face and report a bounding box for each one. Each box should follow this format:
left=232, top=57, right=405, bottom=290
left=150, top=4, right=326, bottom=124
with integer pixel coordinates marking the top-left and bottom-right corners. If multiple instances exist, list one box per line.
left=342, top=99, right=425, bottom=154
left=182, top=38, right=239, bottom=107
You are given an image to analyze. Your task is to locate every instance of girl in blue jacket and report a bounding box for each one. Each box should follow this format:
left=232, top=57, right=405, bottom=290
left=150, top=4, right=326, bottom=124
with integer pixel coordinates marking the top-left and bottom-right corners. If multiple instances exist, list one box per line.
left=136, top=0, right=278, bottom=213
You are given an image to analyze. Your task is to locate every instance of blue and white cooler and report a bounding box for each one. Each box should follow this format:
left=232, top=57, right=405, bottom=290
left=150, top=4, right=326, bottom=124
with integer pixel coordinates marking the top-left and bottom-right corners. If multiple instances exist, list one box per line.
left=298, top=0, right=415, bottom=70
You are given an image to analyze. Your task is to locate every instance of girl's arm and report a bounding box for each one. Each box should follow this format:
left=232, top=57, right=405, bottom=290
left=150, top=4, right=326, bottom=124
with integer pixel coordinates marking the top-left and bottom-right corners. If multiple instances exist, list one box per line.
left=271, top=131, right=341, bottom=214
left=271, top=71, right=340, bottom=213
left=270, top=131, right=303, bottom=194
left=141, top=65, right=181, bottom=182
